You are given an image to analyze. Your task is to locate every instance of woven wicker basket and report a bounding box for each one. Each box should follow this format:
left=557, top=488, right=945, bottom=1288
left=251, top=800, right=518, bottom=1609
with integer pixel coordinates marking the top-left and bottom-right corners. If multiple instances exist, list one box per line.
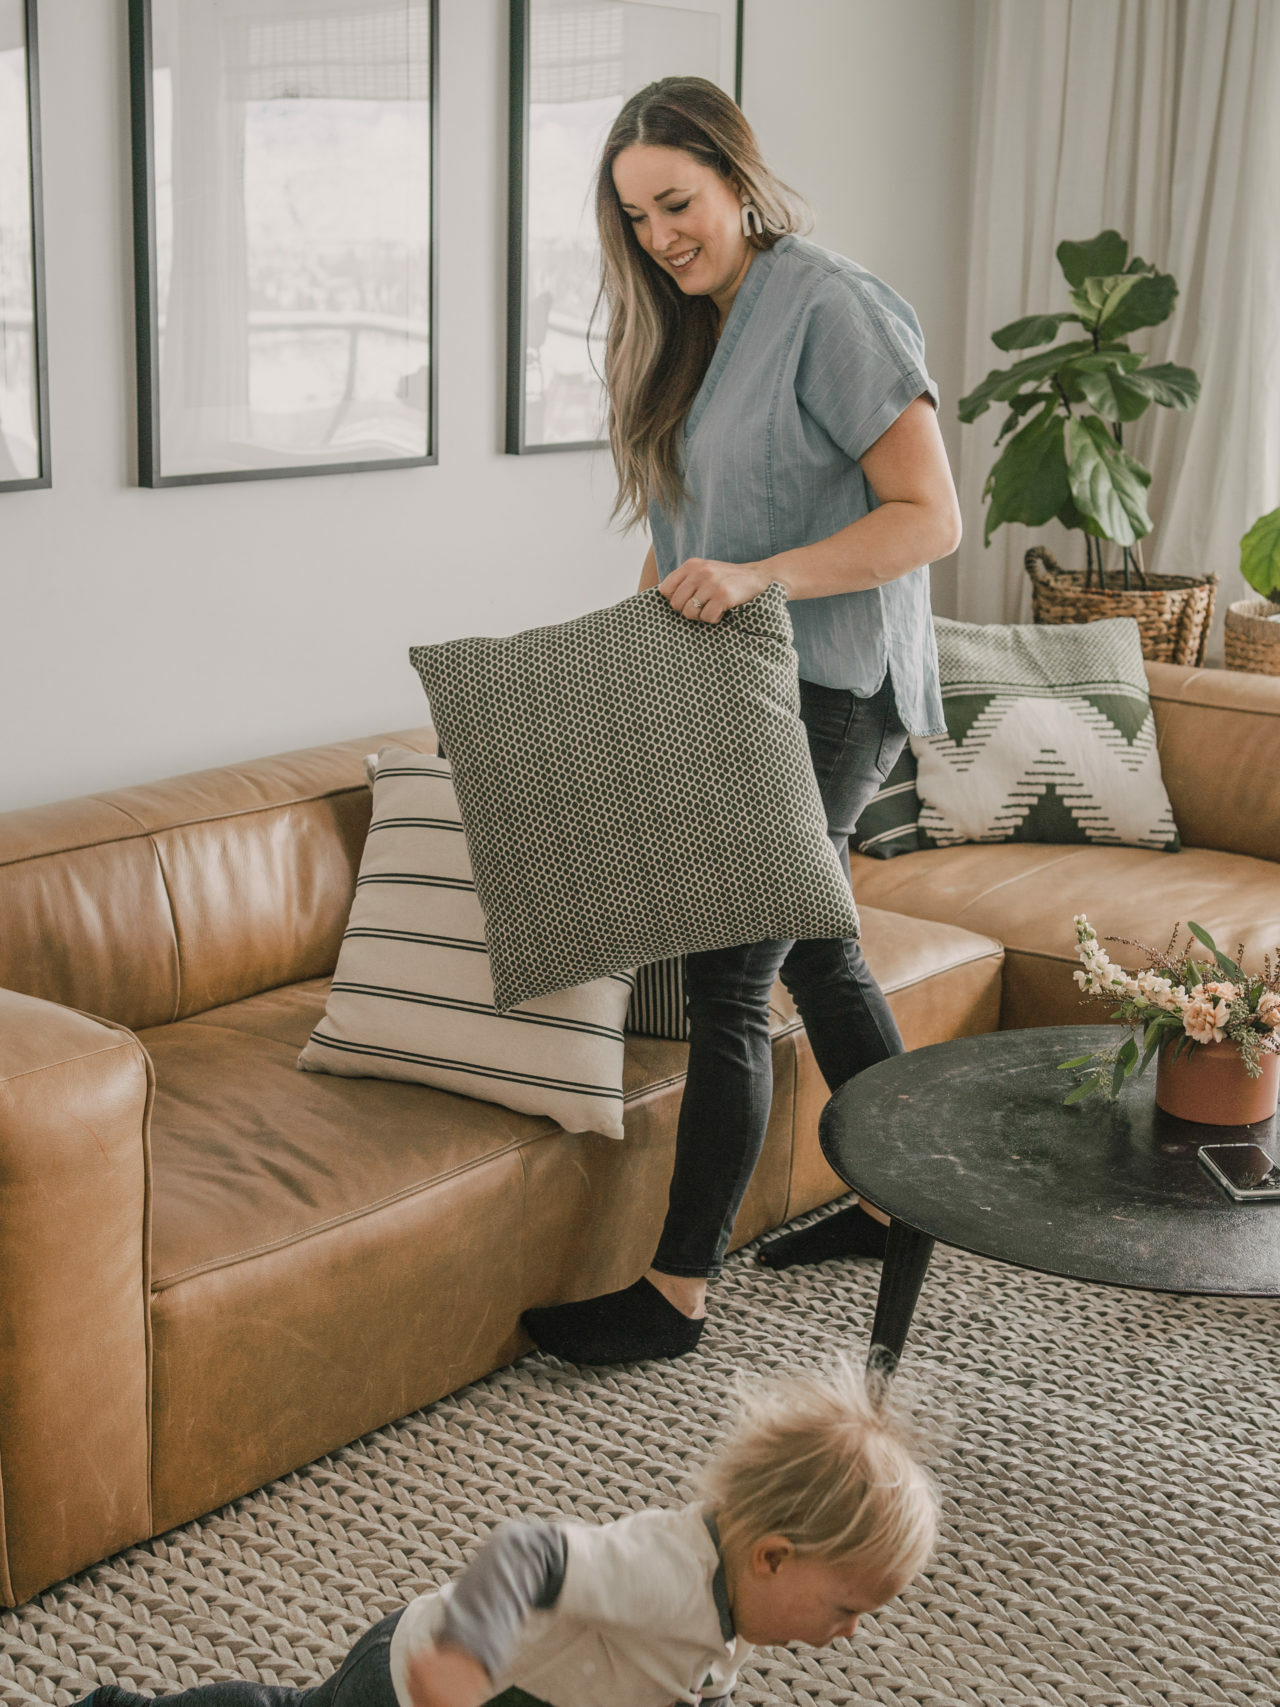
left=1024, top=546, right=1217, bottom=666
left=1223, top=597, right=1280, bottom=675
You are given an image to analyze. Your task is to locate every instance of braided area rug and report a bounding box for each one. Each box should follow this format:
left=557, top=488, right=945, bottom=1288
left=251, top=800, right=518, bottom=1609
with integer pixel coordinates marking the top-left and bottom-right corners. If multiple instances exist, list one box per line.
left=3, top=1232, right=1277, bottom=1706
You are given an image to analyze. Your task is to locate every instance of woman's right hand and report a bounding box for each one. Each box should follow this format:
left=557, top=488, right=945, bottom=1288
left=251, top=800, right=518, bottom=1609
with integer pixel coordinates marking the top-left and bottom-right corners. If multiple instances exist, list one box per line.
left=405, top=1641, right=493, bottom=1707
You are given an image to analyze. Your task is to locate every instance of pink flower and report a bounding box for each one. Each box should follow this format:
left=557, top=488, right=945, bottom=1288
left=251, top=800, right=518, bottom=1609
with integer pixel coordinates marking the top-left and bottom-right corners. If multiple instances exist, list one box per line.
left=1198, top=980, right=1240, bottom=1003
left=1258, top=992, right=1280, bottom=1030
left=1183, top=997, right=1230, bottom=1045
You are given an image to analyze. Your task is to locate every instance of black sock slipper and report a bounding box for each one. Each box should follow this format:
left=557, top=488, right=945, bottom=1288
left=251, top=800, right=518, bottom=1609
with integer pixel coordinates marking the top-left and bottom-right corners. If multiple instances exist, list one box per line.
left=755, top=1203, right=889, bottom=1269
left=521, top=1276, right=705, bottom=1365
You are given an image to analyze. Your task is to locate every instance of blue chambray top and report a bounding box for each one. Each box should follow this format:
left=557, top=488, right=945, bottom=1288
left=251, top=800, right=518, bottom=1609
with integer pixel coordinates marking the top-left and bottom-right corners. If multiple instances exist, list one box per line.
left=649, top=235, right=945, bottom=736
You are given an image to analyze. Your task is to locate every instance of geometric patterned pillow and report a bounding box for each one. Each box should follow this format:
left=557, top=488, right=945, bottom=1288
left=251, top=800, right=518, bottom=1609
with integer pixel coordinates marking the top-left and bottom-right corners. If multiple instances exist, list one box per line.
left=849, top=745, right=924, bottom=859
left=298, top=749, right=635, bottom=1140
left=407, top=583, right=861, bottom=1011
left=911, top=616, right=1180, bottom=850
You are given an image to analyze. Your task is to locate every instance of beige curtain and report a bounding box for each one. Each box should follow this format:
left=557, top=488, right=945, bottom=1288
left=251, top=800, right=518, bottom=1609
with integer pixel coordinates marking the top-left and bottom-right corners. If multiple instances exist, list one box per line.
left=956, top=0, right=1280, bottom=653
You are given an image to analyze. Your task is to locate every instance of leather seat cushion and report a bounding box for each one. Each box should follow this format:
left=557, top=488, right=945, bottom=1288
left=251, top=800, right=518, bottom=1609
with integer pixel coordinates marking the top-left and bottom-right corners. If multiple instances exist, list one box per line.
left=850, top=843, right=1280, bottom=1029
left=140, top=906, right=1003, bottom=1289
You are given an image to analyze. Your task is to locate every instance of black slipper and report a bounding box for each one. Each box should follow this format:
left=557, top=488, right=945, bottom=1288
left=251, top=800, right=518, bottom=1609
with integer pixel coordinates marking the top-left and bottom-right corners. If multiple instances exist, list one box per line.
left=755, top=1203, right=889, bottom=1269
left=521, top=1276, right=705, bottom=1365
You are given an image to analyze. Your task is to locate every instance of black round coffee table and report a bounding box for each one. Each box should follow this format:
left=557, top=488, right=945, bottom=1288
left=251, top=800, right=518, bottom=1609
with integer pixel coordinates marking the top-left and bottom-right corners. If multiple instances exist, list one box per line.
left=820, top=1025, right=1280, bottom=1368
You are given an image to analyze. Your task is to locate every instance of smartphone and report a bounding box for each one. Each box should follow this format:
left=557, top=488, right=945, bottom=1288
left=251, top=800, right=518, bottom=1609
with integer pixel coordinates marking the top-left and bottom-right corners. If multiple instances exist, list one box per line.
left=1197, top=1143, right=1280, bottom=1202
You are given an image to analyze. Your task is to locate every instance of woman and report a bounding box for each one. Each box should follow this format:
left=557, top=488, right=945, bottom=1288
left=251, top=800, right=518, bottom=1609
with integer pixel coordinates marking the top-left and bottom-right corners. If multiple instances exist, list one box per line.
left=522, top=77, right=960, bottom=1366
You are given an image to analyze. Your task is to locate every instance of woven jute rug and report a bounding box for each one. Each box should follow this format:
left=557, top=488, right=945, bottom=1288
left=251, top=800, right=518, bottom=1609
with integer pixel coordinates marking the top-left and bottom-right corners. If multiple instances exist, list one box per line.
left=3, top=1231, right=1277, bottom=1706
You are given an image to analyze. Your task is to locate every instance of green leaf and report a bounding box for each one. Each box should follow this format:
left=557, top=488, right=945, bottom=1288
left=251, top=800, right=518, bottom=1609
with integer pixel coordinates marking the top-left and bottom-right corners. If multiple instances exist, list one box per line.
left=1074, top=371, right=1156, bottom=423
left=1117, top=1037, right=1139, bottom=1068
left=1057, top=230, right=1129, bottom=287
left=984, top=407, right=1071, bottom=546
left=1056, top=349, right=1142, bottom=407
left=1122, top=362, right=1200, bottom=410
left=1063, top=1078, right=1103, bottom=1105
left=1097, top=271, right=1178, bottom=336
left=1240, top=506, right=1280, bottom=599
left=995, top=391, right=1054, bottom=444
left=1187, top=919, right=1242, bottom=982
left=1058, top=1055, right=1096, bottom=1071
left=957, top=339, right=1099, bottom=422
left=1110, top=1054, right=1129, bottom=1098
left=1069, top=273, right=1147, bottom=330
left=1065, top=417, right=1153, bottom=546
left=992, top=312, right=1084, bottom=351
left=1125, top=254, right=1153, bottom=275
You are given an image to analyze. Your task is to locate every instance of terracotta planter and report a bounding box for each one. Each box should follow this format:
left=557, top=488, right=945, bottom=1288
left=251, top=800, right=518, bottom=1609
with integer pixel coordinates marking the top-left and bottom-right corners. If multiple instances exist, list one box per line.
left=1154, top=1039, right=1280, bottom=1126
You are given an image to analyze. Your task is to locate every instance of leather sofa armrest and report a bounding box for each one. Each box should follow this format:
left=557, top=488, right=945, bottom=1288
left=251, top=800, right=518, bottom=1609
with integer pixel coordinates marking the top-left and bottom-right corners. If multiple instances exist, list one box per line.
left=0, top=989, right=153, bottom=1605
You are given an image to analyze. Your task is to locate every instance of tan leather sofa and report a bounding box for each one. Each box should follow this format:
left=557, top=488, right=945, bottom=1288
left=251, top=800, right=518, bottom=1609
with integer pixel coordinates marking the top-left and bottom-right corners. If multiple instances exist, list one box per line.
left=850, top=664, right=1280, bottom=1024
left=0, top=730, right=1002, bottom=1607
left=1, top=660, right=1272, bottom=1606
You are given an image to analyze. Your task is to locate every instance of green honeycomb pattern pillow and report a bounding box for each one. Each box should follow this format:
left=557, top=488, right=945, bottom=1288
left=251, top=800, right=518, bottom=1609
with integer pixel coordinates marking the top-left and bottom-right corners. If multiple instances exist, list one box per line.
left=409, top=584, right=861, bottom=1011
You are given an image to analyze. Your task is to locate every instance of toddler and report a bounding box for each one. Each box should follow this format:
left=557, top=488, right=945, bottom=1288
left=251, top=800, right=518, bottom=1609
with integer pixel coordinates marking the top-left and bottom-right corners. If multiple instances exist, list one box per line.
left=73, top=1359, right=939, bottom=1707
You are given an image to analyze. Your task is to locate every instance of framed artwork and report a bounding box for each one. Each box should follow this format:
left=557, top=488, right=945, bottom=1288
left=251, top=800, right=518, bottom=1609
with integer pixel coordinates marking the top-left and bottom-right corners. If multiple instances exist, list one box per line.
left=0, top=0, right=50, bottom=491
left=128, top=0, right=437, bottom=487
left=507, top=0, right=742, bottom=455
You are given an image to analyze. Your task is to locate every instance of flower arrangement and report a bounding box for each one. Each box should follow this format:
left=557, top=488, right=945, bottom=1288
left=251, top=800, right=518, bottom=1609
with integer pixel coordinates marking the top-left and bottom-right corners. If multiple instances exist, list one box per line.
left=1060, top=916, right=1280, bottom=1103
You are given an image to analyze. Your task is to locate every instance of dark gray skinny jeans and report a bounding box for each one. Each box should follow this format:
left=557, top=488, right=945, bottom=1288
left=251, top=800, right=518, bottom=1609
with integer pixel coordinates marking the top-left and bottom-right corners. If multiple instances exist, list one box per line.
left=85, top=1613, right=402, bottom=1707
left=650, top=676, right=909, bottom=1280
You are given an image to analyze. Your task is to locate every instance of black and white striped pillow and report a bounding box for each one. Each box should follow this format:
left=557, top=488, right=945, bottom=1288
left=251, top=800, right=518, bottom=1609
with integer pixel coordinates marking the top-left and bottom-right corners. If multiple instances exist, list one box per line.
left=298, top=749, right=634, bottom=1140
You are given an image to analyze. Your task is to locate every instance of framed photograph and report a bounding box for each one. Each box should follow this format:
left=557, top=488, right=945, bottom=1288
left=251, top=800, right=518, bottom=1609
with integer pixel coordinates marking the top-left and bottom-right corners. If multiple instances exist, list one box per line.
left=507, top=0, right=741, bottom=455
left=0, top=0, right=50, bottom=491
left=128, top=0, right=437, bottom=487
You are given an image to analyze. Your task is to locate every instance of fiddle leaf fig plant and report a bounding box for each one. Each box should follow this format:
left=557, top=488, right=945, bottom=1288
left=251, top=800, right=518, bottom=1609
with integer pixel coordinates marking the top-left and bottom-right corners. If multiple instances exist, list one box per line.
left=1240, top=506, right=1280, bottom=602
left=959, top=229, right=1201, bottom=588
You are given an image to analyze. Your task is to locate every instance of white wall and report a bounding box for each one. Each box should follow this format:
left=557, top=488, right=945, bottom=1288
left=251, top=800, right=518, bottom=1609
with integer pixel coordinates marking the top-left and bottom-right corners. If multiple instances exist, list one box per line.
left=1, top=0, right=978, bottom=812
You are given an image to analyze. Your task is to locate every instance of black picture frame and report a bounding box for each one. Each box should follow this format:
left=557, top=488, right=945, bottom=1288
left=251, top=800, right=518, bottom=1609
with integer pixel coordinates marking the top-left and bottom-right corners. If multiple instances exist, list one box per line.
left=0, top=0, right=51, bottom=492
left=506, top=0, right=743, bottom=456
left=128, top=0, right=439, bottom=488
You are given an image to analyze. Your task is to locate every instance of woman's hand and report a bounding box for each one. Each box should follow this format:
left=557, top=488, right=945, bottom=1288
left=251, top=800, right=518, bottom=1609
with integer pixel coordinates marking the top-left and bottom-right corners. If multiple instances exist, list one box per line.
left=659, top=557, right=773, bottom=624
left=405, top=1642, right=493, bottom=1707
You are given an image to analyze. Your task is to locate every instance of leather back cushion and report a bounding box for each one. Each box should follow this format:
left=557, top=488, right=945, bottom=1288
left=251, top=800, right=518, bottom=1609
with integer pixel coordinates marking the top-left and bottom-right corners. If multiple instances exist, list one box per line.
left=0, top=730, right=435, bottom=1030
left=1146, top=662, right=1280, bottom=862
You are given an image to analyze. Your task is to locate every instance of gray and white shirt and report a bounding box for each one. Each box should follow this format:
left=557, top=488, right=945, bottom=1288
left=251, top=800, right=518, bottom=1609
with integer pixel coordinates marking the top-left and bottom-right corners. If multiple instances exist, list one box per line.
left=647, top=233, right=945, bottom=736
left=389, top=1504, right=748, bottom=1707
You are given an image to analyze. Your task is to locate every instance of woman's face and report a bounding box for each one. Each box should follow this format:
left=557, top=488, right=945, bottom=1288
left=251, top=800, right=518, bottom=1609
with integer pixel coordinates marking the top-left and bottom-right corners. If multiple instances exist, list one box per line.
left=611, top=144, right=752, bottom=313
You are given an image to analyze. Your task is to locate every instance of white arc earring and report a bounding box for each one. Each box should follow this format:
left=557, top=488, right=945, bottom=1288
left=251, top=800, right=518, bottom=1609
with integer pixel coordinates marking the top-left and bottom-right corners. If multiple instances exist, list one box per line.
left=740, top=195, right=764, bottom=237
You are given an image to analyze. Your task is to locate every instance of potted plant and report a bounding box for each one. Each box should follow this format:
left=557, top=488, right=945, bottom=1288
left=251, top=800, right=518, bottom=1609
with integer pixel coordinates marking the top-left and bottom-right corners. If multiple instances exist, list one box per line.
left=959, top=229, right=1214, bottom=664
left=1061, top=916, right=1280, bottom=1125
left=1224, top=504, right=1280, bottom=676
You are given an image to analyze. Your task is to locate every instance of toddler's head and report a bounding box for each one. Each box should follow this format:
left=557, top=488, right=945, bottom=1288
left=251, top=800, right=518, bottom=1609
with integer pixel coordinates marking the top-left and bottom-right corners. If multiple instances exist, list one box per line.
left=695, top=1357, right=940, bottom=1647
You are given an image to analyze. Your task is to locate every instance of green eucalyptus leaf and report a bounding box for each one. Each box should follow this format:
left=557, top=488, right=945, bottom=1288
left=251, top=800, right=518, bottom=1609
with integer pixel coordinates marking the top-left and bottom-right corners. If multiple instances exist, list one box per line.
left=1058, top=1055, right=1096, bottom=1070
left=1065, top=417, right=1153, bottom=546
left=984, top=407, right=1071, bottom=546
left=1110, top=1054, right=1129, bottom=1098
left=1240, top=506, right=1280, bottom=599
left=1063, top=1079, right=1103, bottom=1105
left=1187, top=919, right=1243, bottom=981
left=1057, top=230, right=1129, bottom=287
left=992, top=312, right=1083, bottom=351
left=958, top=339, right=1098, bottom=422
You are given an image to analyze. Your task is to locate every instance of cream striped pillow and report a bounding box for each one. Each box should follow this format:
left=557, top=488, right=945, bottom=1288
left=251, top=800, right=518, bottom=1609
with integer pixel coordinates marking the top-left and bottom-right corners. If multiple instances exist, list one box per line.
left=299, top=748, right=634, bottom=1140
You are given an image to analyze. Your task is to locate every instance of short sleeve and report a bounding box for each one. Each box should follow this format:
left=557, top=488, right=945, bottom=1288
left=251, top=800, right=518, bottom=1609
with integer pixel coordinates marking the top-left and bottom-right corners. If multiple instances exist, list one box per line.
left=795, top=271, right=939, bottom=464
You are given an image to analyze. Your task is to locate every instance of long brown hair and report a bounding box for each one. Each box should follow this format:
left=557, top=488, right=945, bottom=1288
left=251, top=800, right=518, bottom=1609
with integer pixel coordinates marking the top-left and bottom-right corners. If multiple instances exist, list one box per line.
left=593, top=77, right=809, bottom=530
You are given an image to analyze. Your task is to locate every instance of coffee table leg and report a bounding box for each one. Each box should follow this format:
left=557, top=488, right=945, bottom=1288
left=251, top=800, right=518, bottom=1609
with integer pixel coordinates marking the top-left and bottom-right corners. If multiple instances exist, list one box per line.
left=868, top=1221, right=935, bottom=1373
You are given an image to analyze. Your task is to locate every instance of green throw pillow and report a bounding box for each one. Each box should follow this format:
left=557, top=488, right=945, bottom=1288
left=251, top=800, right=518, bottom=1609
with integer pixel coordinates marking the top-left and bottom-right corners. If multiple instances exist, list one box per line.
left=912, top=616, right=1179, bottom=850
left=850, top=746, right=923, bottom=859
left=408, top=584, right=861, bottom=1011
